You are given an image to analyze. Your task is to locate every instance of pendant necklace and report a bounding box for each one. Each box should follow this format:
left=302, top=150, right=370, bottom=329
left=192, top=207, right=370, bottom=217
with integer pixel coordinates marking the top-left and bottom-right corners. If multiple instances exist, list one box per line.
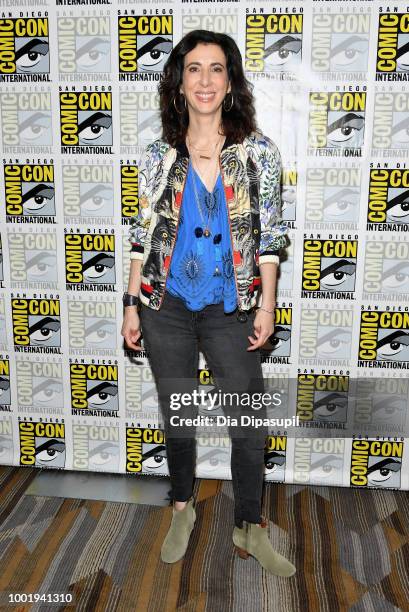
left=187, top=134, right=222, bottom=239
left=187, top=133, right=221, bottom=160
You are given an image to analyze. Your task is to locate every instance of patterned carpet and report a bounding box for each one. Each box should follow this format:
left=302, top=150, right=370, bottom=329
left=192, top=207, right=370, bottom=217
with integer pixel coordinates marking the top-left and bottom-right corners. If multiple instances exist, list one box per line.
left=0, top=466, right=408, bottom=612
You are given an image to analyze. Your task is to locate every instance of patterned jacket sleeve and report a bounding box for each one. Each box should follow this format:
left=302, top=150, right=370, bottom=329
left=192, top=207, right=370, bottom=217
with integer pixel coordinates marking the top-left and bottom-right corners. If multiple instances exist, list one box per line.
left=129, top=143, right=154, bottom=261
left=257, top=135, right=289, bottom=266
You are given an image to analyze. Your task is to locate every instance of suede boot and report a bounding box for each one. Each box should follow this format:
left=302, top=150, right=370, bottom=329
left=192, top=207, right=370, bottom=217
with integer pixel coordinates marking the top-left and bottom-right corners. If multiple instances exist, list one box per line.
left=232, top=517, right=296, bottom=577
left=161, top=497, right=196, bottom=563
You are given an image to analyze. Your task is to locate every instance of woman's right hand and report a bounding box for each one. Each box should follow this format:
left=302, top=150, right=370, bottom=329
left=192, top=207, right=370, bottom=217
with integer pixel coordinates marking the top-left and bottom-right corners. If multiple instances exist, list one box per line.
left=121, top=308, right=143, bottom=351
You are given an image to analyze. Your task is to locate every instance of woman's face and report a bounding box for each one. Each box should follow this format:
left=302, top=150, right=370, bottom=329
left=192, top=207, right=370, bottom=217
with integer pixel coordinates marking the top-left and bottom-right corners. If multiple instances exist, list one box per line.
left=180, top=42, right=231, bottom=120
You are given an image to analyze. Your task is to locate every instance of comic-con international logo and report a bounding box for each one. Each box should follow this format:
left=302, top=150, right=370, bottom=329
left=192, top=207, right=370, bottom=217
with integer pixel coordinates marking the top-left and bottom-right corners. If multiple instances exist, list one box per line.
left=367, top=167, right=409, bottom=231
left=11, top=297, right=61, bottom=353
left=0, top=418, right=13, bottom=464
left=305, top=166, right=361, bottom=230
left=311, top=11, right=370, bottom=78
left=68, top=296, right=116, bottom=356
left=296, top=373, right=349, bottom=429
left=63, top=162, right=114, bottom=224
left=0, top=358, right=11, bottom=412
left=354, top=376, right=408, bottom=436
left=293, top=438, right=345, bottom=485
left=64, top=230, right=115, bottom=291
left=0, top=91, right=52, bottom=152
left=264, top=436, right=286, bottom=481
left=261, top=306, right=292, bottom=364
left=19, top=419, right=65, bottom=467
left=59, top=88, right=113, bottom=154
left=16, top=358, right=63, bottom=414
left=70, top=361, right=119, bottom=417
left=72, top=423, right=119, bottom=471
left=350, top=438, right=403, bottom=488
left=120, top=163, right=138, bottom=225
left=4, top=162, right=55, bottom=223
left=362, top=237, right=409, bottom=302
left=118, top=13, right=173, bottom=81
left=119, top=90, right=160, bottom=153
left=245, top=11, right=302, bottom=78
left=372, top=92, right=409, bottom=154
left=8, top=229, right=57, bottom=290
left=302, top=237, right=358, bottom=298
left=57, top=15, right=111, bottom=79
left=0, top=17, right=50, bottom=82
left=358, top=308, right=409, bottom=369
left=126, top=427, right=167, bottom=475
left=308, top=90, right=366, bottom=156
left=376, top=13, right=409, bottom=81
left=299, top=304, right=353, bottom=366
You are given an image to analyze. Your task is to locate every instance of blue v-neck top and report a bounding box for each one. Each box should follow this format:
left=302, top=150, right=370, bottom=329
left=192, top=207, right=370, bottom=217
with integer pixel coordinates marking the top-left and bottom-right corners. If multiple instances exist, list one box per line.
left=166, top=162, right=237, bottom=312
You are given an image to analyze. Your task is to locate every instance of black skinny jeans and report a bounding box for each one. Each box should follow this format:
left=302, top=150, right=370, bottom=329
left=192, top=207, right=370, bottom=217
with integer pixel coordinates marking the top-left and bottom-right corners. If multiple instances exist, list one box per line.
left=140, top=291, right=268, bottom=528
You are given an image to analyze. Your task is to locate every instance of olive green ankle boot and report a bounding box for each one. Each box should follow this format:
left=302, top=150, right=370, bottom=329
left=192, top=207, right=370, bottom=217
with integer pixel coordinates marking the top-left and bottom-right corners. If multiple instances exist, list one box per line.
left=161, top=497, right=196, bottom=563
left=233, top=517, right=296, bottom=577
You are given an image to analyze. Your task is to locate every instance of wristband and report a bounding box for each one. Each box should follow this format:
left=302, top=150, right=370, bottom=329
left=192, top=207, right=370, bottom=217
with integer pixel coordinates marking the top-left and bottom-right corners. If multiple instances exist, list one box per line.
left=257, top=306, right=275, bottom=314
left=123, top=292, right=140, bottom=307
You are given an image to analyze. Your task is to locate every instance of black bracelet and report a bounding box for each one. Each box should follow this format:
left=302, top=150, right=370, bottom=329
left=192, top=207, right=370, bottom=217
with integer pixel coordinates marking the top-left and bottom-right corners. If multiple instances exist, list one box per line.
left=123, top=292, right=140, bottom=307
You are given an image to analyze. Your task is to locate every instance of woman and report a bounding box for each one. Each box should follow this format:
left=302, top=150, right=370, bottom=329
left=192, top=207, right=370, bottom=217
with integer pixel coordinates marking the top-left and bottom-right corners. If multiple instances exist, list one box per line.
left=121, top=30, right=295, bottom=577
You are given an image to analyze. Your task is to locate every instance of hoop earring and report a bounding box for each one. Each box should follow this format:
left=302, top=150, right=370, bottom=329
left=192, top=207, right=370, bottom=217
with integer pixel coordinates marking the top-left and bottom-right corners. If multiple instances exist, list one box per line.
left=223, top=93, right=234, bottom=112
left=173, top=93, right=186, bottom=114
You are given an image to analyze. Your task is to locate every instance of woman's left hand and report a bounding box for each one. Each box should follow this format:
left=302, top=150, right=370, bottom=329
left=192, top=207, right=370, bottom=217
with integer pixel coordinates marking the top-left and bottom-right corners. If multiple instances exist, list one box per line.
left=247, top=309, right=274, bottom=351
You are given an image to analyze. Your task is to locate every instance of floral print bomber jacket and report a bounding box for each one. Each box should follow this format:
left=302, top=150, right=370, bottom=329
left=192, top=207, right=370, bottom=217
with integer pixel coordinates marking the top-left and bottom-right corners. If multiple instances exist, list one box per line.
left=129, top=130, right=289, bottom=311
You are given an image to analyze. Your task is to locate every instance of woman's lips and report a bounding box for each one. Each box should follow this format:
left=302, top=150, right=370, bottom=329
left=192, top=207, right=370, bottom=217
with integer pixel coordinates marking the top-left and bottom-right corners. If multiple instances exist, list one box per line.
left=195, top=92, right=216, bottom=102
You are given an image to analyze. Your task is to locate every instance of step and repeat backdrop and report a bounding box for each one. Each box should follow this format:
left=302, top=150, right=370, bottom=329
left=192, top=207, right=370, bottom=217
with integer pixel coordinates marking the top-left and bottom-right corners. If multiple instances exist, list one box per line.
left=0, top=0, right=408, bottom=491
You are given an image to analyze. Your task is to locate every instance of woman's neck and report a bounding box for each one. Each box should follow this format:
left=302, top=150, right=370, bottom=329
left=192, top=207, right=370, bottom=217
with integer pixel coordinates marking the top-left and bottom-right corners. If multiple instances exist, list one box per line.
left=187, top=113, right=223, bottom=146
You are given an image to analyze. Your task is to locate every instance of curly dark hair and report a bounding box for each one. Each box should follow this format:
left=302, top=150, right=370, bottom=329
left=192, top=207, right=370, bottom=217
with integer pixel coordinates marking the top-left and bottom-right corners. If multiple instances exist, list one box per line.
left=158, top=30, right=257, bottom=147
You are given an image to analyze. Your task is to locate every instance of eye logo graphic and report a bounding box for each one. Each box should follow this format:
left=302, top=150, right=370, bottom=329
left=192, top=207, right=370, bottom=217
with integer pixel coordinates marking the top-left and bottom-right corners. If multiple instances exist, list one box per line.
left=4, top=164, right=55, bottom=222
left=65, top=232, right=116, bottom=290
left=57, top=16, right=111, bottom=76
left=358, top=309, right=409, bottom=367
left=308, top=91, right=366, bottom=153
left=70, top=362, right=119, bottom=416
left=72, top=424, right=120, bottom=472
left=264, top=436, right=286, bottom=482
left=245, top=13, right=303, bottom=75
left=0, top=18, right=50, bottom=79
left=311, top=13, right=370, bottom=74
left=118, top=15, right=173, bottom=79
left=376, top=13, right=409, bottom=80
left=296, top=374, right=349, bottom=426
left=126, top=427, right=166, bottom=474
left=59, top=90, right=113, bottom=153
left=19, top=420, right=66, bottom=468
left=350, top=439, right=403, bottom=488
left=372, top=92, right=409, bottom=151
left=367, top=168, right=409, bottom=230
left=11, top=298, right=61, bottom=353
left=302, top=239, right=358, bottom=298
left=62, top=163, right=114, bottom=222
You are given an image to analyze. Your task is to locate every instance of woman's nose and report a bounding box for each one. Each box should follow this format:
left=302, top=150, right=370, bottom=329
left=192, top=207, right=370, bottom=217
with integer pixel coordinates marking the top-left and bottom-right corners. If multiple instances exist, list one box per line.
left=199, top=69, right=211, bottom=86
